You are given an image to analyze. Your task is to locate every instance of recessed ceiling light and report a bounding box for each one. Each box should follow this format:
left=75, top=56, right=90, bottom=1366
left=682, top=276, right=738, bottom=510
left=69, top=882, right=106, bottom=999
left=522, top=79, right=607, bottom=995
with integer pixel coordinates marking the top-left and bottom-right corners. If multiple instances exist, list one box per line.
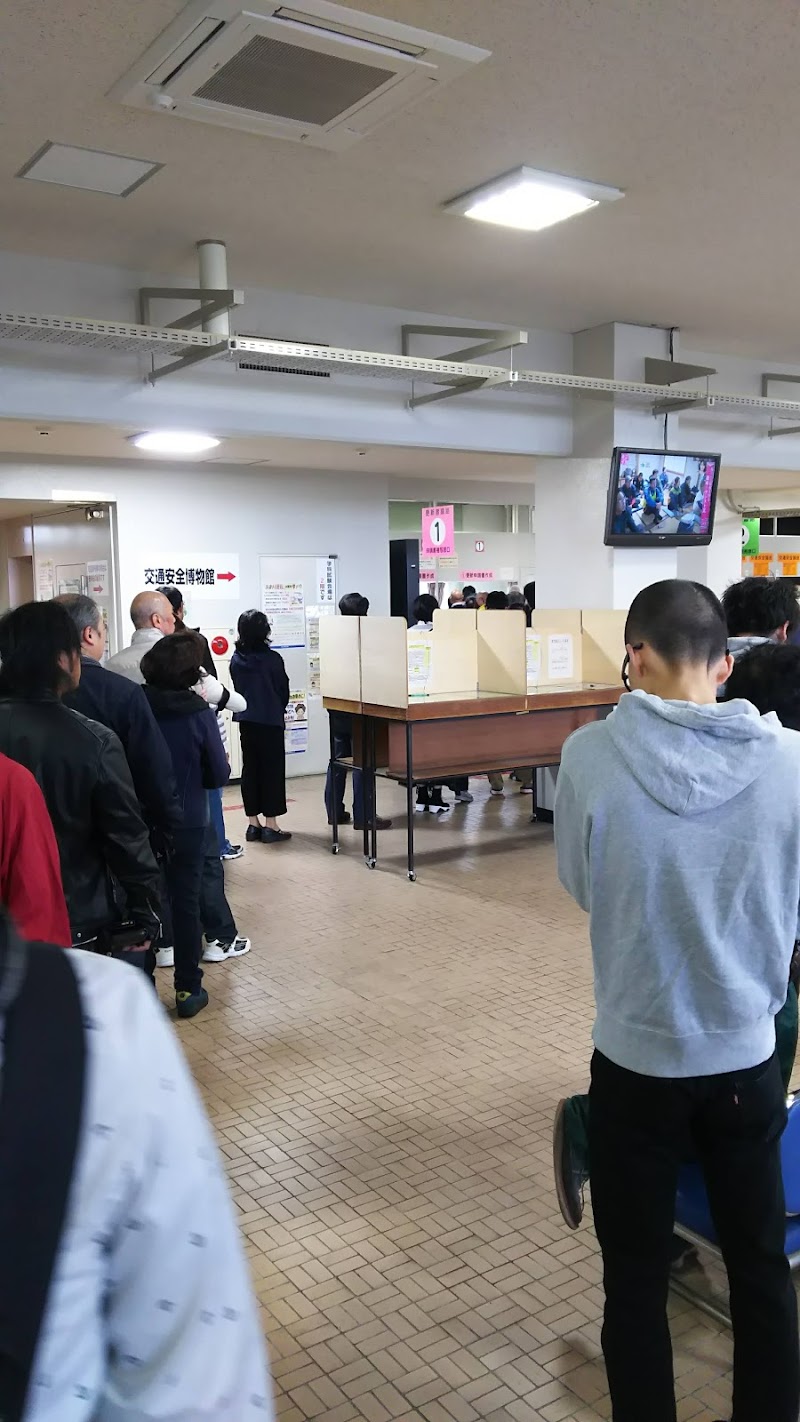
left=17, top=141, right=161, bottom=197
left=131, top=431, right=220, bottom=455
left=445, top=166, right=624, bottom=233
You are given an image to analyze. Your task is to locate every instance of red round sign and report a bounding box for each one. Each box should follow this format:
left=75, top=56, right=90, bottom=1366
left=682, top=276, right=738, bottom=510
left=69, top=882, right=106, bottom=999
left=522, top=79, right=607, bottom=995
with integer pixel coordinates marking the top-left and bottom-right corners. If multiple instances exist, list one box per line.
left=211, top=635, right=229, bottom=656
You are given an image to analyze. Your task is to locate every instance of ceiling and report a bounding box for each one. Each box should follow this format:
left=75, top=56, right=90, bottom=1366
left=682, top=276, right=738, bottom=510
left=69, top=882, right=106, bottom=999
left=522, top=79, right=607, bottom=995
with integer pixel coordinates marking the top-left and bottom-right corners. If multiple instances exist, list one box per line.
left=0, top=418, right=535, bottom=481
left=0, top=420, right=798, bottom=496
left=3, top=2, right=800, bottom=359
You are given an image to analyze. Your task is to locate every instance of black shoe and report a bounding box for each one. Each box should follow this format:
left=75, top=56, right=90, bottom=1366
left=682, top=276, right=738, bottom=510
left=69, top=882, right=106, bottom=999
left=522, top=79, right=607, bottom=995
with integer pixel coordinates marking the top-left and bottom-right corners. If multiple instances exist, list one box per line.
left=553, top=1098, right=587, bottom=1230
left=245, top=825, right=263, bottom=842
left=354, top=817, right=392, bottom=831
left=327, top=810, right=352, bottom=825
left=176, top=988, right=209, bottom=1019
left=261, top=828, right=292, bottom=843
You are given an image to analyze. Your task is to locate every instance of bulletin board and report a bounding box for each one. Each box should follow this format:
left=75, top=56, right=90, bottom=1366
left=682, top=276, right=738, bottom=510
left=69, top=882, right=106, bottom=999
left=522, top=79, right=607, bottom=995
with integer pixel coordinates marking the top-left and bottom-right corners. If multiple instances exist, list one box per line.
left=259, top=554, right=338, bottom=776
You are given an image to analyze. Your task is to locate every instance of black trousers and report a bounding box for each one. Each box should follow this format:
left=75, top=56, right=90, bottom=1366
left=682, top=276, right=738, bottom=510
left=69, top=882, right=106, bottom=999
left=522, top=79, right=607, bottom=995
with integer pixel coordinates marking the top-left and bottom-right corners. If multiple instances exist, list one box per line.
left=589, top=1048, right=799, bottom=1422
left=163, top=825, right=205, bottom=996
left=200, top=817, right=236, bottom=943
left=239, top=722, right=286, bottom=818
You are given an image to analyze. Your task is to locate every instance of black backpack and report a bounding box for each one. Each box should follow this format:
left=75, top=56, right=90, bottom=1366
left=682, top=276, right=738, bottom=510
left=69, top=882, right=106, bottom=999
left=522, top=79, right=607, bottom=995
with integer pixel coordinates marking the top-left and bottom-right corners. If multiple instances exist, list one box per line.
left=0, top=917, right=85, bottom=1421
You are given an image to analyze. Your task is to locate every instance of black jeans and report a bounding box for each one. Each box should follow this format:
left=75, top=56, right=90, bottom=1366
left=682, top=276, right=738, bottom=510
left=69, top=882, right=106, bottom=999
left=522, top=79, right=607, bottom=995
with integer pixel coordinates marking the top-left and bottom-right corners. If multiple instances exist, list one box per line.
left=324, top=729, right=365, bottom=824
left=589, top=1049, right=799, bottom=1422
left=163, top=825, right=205, bottom=996
left=200, top=817, right=236, bottom=943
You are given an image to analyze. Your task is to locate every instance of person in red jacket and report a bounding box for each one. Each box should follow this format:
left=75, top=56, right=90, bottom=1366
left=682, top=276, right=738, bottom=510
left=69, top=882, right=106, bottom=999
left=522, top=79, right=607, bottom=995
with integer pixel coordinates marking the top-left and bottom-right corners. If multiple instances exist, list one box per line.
left=0, top=751, right=70, bottom=945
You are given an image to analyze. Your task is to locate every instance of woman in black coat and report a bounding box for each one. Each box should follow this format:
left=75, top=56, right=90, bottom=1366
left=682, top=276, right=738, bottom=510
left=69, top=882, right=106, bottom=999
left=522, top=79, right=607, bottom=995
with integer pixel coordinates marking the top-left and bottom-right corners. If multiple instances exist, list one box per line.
left=140, top=632, right=229, bottom=1019
left=231, top=610, right=291, bottom=845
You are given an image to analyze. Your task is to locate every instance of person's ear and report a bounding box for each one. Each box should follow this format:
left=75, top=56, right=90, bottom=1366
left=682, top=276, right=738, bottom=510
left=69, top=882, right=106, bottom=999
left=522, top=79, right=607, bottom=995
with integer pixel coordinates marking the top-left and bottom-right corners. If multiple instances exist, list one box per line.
left=775, top=622, right=790, bottom=644
left=628, top=643, right=647, bottom=679
left=715, top=652, right=734, bottom=687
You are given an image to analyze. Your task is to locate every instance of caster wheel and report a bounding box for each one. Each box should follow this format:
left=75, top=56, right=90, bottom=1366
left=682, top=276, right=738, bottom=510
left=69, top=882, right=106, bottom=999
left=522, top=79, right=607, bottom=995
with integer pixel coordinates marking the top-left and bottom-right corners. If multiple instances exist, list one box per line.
left=331, top=844, right=339, bottom=855
left=408, top=871, right=417, bottom=882
left=367, top=857, right=377, bottom=870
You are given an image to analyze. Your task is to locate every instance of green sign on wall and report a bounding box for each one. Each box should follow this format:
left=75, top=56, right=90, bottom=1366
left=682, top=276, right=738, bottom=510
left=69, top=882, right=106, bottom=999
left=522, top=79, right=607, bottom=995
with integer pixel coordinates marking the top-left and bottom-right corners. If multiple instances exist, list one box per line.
left=742, top=518, right=760, bottom=556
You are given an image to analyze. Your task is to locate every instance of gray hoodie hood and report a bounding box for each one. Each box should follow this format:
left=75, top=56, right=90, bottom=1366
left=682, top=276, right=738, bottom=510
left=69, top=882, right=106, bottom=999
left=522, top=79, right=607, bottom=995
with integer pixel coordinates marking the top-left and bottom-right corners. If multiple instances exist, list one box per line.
left=728, top=634, right=772, bottom=660
left=606, top=690, right=784, bottom=817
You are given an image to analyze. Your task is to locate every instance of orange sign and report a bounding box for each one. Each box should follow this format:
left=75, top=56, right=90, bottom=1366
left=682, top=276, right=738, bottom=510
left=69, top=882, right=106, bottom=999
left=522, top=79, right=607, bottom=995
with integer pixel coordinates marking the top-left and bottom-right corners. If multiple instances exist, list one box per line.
left=778, top=553, right=800, bottom=576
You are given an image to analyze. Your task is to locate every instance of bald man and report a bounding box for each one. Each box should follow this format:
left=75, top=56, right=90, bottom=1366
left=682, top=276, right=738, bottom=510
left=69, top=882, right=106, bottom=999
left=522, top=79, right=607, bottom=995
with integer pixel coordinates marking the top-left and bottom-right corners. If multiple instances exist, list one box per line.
left=105, top=591, right=176, bottom=685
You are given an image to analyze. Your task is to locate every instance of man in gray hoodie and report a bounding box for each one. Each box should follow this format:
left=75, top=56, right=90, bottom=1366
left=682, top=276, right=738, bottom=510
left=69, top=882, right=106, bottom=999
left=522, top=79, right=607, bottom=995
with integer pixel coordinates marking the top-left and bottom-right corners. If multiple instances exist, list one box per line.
left=554, top=578, right=800, bottom=1422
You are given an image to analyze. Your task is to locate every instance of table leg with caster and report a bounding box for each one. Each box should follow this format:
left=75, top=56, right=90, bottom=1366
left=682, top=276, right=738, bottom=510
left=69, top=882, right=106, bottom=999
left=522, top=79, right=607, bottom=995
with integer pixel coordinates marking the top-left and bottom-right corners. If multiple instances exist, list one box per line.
left=369, top=716, right=378, bottom=869
left=329, top=719, right=340, bottom=854
left=406, top=722, right=416, bottom=881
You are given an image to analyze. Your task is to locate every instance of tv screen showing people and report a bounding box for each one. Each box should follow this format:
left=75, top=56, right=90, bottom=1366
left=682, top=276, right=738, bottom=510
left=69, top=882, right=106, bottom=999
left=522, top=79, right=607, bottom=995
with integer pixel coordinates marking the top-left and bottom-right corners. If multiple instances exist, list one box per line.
left=604, top=448, right=721, bottom=547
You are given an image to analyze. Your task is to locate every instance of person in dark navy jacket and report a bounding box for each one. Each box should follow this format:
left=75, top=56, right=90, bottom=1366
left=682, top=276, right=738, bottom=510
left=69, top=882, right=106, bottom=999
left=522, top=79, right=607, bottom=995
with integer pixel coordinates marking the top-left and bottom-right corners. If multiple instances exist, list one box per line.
left=58, top=594, right=180, bottom=839
left=140, top=632, right=230, bottom=1020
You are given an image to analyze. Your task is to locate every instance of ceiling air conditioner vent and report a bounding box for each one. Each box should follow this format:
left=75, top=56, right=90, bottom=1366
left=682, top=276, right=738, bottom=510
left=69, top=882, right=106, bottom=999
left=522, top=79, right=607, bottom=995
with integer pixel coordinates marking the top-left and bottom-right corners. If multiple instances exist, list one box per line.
left=236, top=334, right=331, bottom=377
left=109, top=0, right=491, bottom=151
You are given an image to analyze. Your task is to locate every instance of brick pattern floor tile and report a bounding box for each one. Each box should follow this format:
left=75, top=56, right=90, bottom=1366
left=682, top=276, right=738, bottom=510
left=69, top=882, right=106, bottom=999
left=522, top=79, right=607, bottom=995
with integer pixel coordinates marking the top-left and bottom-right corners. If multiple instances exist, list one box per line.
left=156, top=773, right=750, bottom=1422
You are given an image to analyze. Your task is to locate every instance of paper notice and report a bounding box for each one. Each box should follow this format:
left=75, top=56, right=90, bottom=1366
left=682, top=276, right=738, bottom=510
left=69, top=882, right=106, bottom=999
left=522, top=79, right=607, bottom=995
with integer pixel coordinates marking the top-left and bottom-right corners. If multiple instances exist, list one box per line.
left=407, top=632, right=433, bottom=696
left=265, top=582, right=306, bottom=649
left=526, top=631, right=542, bottom=689
left=284, top=690, right=309, bottom=754
left=547, top=633, right=574, bottom=681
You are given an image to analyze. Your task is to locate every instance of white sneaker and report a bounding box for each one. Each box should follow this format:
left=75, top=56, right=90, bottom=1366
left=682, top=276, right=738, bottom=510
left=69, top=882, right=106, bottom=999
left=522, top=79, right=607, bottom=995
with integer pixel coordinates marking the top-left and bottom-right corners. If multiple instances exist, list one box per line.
left=455, top=791, right=474, bottom=803
left=156, top=946, right=174, bottom=969
left=490, top=787, right=505, bottom=797
left=428, top=802, right=450, bottom=815
left=203, top=936, right=251, bottom=963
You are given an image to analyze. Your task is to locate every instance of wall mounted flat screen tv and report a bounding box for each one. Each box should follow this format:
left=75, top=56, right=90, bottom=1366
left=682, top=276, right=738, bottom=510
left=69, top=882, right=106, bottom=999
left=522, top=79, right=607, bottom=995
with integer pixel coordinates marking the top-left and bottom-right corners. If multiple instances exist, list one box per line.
left=604, top=447, right=721, bottom=547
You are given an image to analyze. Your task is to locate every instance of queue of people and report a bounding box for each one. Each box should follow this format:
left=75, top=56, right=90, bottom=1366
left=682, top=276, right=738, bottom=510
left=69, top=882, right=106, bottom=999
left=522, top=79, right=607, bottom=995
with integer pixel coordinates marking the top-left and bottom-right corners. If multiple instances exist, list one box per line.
left=0, top=604, right=273, bottom=1417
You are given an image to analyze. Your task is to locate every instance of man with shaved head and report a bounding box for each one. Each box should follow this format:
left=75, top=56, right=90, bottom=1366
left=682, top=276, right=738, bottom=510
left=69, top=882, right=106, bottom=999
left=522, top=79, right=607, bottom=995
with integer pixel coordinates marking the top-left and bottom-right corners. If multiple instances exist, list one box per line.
left=106, top=590, right=176, bottom=684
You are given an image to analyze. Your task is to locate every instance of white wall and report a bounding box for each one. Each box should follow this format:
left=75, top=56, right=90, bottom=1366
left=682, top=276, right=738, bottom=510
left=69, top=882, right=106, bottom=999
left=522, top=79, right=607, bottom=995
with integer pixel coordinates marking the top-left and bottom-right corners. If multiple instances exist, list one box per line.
left=0, top=249, right=574, bottom=458
left=0, top=460, right=391, bottom=631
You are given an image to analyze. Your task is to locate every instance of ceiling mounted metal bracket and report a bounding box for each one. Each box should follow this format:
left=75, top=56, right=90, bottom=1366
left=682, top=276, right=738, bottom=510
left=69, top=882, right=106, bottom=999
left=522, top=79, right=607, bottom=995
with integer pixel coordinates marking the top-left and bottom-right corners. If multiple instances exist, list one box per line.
left=146, top=341, right=228, bottom=385
left=645, top=357, right=716, bottom=386
left=138, top=282, right=243, bottom=382
left=137, top=285, right=244, bottom=331
left=401, top=324, right=527, bottom=362
left=651, top=395, right=705, bottom=416
left=767, top=417, right=800, bottom=440
left=763, top=372, right=800, bottom=398
left=407, top=370, right=513, bottom=411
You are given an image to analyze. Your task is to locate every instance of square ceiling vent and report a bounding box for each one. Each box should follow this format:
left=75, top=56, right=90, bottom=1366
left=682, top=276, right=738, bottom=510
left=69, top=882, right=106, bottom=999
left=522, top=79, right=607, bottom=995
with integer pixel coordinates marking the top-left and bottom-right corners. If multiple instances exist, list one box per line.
left=109, top=0, right=490, bottom=150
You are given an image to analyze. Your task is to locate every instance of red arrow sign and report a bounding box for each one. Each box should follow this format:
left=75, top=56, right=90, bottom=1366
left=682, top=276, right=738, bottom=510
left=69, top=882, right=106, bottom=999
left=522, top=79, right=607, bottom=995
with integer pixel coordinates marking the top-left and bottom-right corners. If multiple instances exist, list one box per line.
left=217, top=571, right=236, bottom=582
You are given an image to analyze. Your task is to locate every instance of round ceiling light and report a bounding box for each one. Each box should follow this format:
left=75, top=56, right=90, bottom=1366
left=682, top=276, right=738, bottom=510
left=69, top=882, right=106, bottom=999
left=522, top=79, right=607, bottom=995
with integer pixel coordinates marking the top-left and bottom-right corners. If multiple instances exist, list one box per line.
left=131, top=431, right=220, bottom=455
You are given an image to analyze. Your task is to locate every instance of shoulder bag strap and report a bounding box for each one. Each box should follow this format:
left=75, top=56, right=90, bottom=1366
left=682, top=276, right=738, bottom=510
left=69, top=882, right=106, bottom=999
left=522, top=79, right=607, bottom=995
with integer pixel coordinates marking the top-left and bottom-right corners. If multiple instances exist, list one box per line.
left=0, top=929, right=86, bottom=1421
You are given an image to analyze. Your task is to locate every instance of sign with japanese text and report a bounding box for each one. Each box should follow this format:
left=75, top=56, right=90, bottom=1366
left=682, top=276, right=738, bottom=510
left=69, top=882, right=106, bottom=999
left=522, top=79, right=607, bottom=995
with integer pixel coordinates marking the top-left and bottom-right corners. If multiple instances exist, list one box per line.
left=141, top=554, right=240, bottom=600
left=421, top=504, right=455, bottom=558
left=460, top=569, right=496, bottom=582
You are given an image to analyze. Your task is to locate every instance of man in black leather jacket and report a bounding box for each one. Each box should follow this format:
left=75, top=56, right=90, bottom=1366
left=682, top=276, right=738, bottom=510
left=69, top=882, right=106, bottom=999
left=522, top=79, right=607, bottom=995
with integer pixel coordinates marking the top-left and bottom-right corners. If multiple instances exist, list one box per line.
left=0, top=602, right=161, bottom=950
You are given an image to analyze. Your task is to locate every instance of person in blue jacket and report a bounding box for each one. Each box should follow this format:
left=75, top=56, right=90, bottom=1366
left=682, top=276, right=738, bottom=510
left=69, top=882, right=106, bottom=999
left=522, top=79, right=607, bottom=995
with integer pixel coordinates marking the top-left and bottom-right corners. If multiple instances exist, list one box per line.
left=140, top=632, right=229, bottom=1019
left=643, top=472, right=666, bottom=525
left=231, top=609, right=292, bottom=845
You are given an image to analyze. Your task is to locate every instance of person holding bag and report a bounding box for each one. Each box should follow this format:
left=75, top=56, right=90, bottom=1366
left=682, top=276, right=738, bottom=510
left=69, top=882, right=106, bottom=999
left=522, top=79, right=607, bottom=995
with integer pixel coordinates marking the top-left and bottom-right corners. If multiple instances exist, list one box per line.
left=140, top=631, right=229, bottom=1019
left=231, top=610, right=292, bottom=844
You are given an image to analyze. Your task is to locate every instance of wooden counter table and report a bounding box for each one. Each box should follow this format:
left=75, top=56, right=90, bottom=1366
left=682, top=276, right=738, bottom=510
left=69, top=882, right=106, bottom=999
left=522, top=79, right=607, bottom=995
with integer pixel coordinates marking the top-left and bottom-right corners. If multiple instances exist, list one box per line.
left=324, top=682, right=622, bottom=879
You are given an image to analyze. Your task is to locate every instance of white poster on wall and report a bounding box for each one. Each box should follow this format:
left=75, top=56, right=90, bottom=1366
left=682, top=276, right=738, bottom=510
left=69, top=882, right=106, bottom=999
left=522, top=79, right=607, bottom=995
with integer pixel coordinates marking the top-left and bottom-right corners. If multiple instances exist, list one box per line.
left=140, top=555, right=240, bottom=599
left=285, top=690, right=309, bottom=754
left=315, top=558, right=336, bottom=605
left=264, top=581, right=306, bottom=648
left=36, top=558, right=55, bottom=602
left=86, top=559, right=110, bottom=598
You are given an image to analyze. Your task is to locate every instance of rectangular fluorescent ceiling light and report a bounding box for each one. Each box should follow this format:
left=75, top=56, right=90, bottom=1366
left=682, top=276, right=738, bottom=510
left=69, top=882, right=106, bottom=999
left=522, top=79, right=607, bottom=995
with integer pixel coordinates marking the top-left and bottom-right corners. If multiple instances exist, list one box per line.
left=17, top=142, right=161, bottom=197
left=445, top=165, right=623, bottom=232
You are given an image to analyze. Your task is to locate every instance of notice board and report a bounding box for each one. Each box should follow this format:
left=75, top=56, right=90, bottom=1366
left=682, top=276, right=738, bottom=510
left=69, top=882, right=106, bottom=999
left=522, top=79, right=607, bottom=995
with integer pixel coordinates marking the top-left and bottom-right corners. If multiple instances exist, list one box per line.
left=259, top=555, right=337, bottom=776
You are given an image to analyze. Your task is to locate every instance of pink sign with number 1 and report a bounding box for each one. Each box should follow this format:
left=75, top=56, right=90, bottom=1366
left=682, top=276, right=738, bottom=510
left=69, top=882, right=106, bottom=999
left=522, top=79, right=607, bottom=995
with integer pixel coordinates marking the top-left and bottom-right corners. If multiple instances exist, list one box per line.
left=421, top=504, right=455, bottom=558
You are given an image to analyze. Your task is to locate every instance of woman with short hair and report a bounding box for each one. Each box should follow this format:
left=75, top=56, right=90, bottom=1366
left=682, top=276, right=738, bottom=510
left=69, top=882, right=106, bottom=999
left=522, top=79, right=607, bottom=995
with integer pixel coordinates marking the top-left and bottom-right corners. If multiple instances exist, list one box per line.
left=231, top=610, right=292, bottom=845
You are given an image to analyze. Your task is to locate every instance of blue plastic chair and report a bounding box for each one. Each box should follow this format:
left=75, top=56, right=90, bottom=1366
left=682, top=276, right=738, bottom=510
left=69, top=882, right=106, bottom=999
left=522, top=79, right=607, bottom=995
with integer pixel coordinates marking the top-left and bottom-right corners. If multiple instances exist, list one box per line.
left=672, top=1099, right=800, bottom=1323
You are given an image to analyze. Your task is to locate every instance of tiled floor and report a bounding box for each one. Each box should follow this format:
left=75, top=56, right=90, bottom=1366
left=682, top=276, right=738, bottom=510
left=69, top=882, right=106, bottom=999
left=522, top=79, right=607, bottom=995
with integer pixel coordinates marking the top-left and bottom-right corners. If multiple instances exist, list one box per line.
left=164, top=774, right=741, bottom=1422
